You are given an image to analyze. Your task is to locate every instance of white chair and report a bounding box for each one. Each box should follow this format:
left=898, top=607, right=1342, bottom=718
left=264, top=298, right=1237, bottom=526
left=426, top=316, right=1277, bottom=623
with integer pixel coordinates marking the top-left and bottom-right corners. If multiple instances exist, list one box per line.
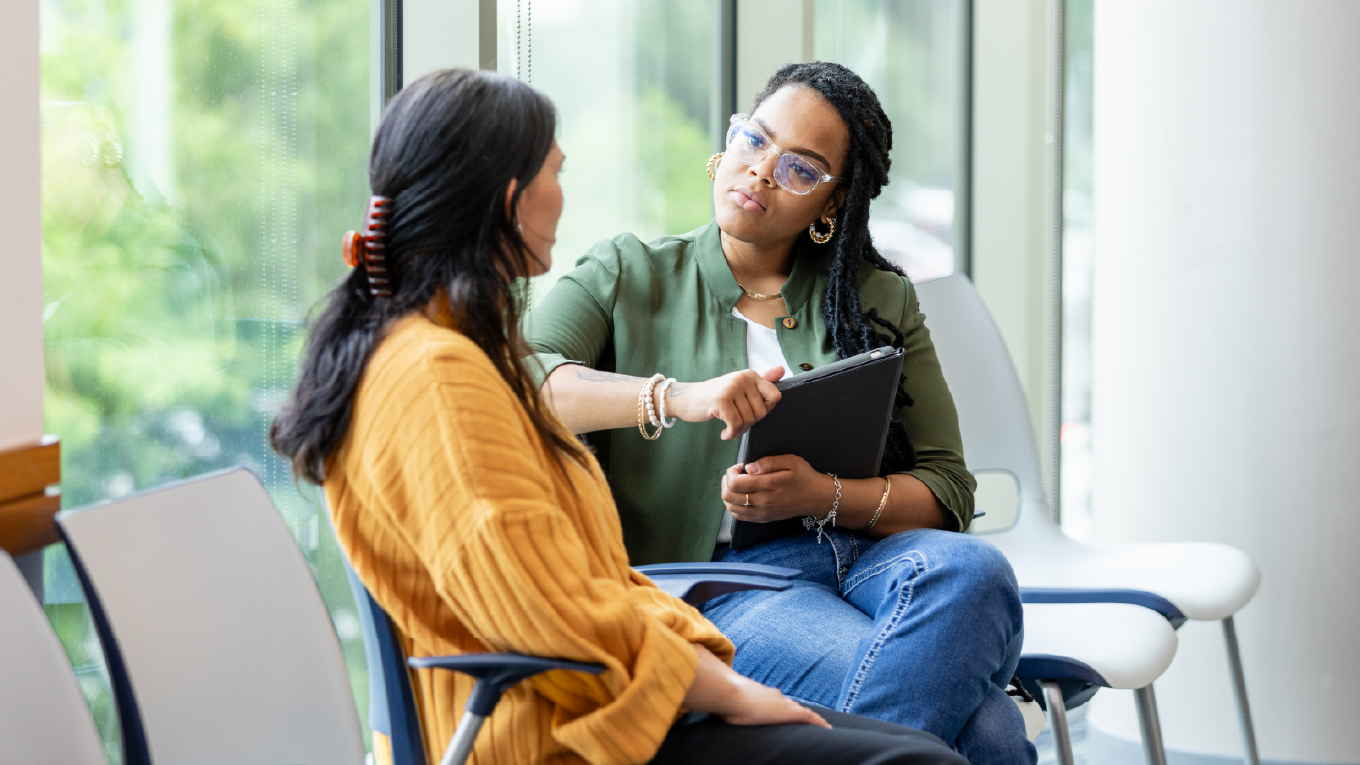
left=56, top=468, right=366, bottom=765
left=916, top=273, right=1202, bottom=765
left=0, top=551, right=108, bottom=765
left=1016, top=602, right=1177, bottom=765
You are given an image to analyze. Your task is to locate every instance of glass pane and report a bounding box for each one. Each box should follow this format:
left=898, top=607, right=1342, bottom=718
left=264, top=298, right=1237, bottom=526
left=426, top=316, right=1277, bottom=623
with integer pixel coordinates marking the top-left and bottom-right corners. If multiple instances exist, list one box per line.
left=1060, top=0, right=1094, bottom=540
left=815, top=0, right=968, bottom=282
left=499, top=0, right=720, bottom=298
left=39, top=0, right=373, bottom=754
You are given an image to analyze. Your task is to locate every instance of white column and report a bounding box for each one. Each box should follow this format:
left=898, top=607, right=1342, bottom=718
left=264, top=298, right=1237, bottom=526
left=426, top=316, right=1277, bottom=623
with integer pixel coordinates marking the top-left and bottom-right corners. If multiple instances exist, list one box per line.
left=0, top=0, right=44, bottom=453
left=735, top=0, right=814, bottom=112
left=403, top=0, right=484, bottom=84
left=970, top=0, right=1047, bottom=430
left=1089, top=1, right=1360, bottom=761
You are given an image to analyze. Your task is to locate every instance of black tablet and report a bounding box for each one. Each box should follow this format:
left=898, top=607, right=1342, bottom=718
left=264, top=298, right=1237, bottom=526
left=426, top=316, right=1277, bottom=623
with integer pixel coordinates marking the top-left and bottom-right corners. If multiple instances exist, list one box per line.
left=730, top=346, right=905, bottom=550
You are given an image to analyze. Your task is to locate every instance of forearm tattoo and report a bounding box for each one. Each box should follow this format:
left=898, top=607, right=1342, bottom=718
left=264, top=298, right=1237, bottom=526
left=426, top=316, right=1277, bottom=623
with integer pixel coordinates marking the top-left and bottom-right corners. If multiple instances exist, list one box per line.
left=573, top=367, right=642, bottom=384
left=572, top=366, right=693, bottom=397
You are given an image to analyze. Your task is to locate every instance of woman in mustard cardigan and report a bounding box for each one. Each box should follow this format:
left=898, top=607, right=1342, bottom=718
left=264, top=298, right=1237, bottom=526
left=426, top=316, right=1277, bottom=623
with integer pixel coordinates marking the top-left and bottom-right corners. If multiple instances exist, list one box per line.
left=271, top=69, right=964, bottom=765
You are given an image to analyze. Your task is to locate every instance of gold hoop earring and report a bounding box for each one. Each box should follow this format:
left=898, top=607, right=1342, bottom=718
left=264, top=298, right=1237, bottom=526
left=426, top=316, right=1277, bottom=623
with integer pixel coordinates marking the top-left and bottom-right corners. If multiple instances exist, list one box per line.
left=707, top=152, right=723, bottom=180
left=809, top=218, right=835, bottom=245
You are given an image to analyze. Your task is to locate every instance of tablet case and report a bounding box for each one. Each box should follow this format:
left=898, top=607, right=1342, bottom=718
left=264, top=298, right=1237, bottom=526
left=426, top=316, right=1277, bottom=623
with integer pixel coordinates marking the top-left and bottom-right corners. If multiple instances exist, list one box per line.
left=730, top=346, right=905, bottom=550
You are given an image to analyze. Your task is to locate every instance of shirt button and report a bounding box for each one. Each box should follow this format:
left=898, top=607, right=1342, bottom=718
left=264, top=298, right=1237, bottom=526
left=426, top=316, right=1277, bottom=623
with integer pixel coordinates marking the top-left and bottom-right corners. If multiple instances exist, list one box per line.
left=782, top=317, right=797, bottom=329
left=799, top=363, right=813, bottom=371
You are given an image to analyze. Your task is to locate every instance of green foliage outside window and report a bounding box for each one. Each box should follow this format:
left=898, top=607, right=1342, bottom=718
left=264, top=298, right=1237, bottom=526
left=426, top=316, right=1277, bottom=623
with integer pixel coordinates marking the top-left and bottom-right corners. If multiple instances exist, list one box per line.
left=39, top=0, right=722, bottom=759
left=40, top=0, right=370, bottom=757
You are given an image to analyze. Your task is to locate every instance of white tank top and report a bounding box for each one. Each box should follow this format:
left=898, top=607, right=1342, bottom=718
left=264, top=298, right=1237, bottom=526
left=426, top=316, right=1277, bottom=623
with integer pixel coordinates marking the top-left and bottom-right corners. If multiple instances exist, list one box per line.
left=716, top=307, right=795, bottom=544
left=731, top=306, right=794, bottom=381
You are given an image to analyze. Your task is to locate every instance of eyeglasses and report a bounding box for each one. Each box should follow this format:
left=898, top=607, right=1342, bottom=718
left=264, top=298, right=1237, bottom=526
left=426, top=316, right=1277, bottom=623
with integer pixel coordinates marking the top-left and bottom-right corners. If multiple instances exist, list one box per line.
left=724, top=114, right=844, bottom=195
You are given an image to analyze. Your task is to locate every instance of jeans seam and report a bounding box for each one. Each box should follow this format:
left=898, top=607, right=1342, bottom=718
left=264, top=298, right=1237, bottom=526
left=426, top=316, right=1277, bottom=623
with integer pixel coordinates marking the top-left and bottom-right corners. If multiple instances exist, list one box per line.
left=830, top=532, right=850, bottom=587
left=841, top=549, right=927, bottom=597
left=839, top=552, right=926, bottom=713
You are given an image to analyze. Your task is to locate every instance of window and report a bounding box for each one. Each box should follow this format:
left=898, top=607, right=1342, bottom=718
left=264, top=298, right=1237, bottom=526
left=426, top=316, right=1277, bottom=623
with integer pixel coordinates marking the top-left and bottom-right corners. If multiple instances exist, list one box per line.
left=35, top=2, right=978, bottom=757
left=815, top=0, right=971, bottom=282
left=505, top=0, right=722, bottom=297
left=39, top=0, right=373, bottom=755
left=516, top=0, right=971, bottom=294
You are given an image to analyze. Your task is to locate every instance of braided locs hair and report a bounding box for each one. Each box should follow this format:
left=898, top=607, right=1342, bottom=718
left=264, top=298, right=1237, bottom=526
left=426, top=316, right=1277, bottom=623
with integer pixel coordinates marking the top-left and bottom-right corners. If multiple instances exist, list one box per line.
left=753, top=61, right=917, bottom=475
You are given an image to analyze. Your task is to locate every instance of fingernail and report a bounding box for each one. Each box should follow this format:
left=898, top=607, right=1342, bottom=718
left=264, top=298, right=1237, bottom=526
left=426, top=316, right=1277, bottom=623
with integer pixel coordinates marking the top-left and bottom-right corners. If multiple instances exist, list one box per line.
left=747, top=463, right=760, bottom=474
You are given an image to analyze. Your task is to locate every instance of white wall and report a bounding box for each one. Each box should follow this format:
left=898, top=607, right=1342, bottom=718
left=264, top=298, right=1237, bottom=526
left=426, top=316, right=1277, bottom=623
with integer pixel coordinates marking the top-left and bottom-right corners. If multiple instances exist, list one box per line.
left=1088, top=1, right=1360, bottom=761
left=0, top=0, right=45, bottom=453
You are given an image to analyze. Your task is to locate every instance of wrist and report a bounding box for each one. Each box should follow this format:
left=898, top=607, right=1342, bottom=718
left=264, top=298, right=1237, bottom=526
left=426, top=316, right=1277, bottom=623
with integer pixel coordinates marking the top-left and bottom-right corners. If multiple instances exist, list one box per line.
left=666, top=382, right=695, bottom=421
left=685, top=643, right=751, bottom=716
left=802, top=473, right=841, bottom=542
left=715, top=670, right=764, bottom=715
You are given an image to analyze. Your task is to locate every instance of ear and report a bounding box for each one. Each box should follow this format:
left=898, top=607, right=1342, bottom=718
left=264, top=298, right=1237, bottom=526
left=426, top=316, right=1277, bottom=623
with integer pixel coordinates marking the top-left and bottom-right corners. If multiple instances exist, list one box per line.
left=503, top=178, right=520, bottom=222
left=820, top=186, right=846, bottom=222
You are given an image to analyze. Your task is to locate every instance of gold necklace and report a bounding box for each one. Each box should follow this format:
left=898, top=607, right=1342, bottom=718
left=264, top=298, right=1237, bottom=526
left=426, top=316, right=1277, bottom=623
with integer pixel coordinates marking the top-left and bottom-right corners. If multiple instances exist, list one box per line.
left=737, top=283, right=783, bottom=301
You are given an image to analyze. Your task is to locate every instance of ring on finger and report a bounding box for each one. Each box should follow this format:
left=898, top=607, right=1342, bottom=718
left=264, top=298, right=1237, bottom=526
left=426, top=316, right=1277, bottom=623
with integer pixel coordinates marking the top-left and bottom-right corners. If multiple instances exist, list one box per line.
left=744, top=494, right=751, bottom=507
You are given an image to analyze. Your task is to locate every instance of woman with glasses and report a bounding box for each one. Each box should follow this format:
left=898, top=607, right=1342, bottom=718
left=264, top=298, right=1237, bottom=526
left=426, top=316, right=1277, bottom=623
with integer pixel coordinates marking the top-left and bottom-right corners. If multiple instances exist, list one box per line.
left=526, top=62, right=1034, bottom=764
left=273, top=69, right=966, bottom=765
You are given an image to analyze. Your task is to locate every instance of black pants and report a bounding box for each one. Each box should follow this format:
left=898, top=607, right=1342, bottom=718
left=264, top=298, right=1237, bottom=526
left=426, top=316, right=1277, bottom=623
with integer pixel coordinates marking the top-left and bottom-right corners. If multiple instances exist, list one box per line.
left=649, top=706, right=968, bottom=765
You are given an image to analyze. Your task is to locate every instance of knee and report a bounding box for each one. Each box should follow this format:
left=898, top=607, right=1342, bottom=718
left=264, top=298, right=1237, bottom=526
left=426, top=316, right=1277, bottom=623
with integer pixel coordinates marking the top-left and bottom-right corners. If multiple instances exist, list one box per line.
left=902, top=530, right=1019, bottom=603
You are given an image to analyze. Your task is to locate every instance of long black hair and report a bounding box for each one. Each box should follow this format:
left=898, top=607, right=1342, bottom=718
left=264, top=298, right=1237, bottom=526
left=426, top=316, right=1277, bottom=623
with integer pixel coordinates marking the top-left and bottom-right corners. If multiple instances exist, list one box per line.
left=271, top=69, right=586, bottom=484
left=753, top=61, right=917, bottom=475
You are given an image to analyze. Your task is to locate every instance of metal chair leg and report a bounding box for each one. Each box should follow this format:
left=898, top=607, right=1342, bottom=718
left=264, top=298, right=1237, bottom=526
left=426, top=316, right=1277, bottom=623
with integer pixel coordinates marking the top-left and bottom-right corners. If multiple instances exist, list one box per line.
left=439, top=710, right=486, bottom=765
left=1223, top=616, right=1261, bottom=765
left=1040, top=681, right=1075, bottom=765
left=1134, top=685, right=1168, bottom=765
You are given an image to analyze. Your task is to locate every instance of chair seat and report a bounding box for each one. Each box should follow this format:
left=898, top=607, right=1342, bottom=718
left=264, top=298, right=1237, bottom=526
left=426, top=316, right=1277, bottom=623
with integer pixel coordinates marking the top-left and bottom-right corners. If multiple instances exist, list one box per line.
left=989, top=522, right=1260, bottom=621
left=1021, top=603, right=1178, bottom=690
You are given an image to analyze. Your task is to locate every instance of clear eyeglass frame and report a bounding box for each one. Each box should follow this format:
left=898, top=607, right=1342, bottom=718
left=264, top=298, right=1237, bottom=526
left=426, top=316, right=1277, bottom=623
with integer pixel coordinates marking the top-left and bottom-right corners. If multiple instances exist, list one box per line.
left=724, top=113, right=845, bottom=195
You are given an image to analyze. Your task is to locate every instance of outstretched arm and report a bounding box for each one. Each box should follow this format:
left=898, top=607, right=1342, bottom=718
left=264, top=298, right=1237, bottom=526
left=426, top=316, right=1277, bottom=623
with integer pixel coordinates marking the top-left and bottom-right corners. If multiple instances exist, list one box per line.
left=525, top=250, right=786, bottom=440
left=543, top=363, right=786, bottom=440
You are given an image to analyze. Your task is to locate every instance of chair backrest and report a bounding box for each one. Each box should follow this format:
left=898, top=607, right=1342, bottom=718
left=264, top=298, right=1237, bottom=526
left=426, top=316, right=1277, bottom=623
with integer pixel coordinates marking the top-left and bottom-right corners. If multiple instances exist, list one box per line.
left=345, top=560, right=429, bottom=765
left=56, top=468, right=365, bottom=765
left=0, top=551, right=108, bottom=765
left=914, top=274, right=1053, bottom=538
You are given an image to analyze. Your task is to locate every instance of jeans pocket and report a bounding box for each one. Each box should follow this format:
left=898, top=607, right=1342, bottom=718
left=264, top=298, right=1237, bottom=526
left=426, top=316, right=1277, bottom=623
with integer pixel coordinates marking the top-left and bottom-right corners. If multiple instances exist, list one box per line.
left=829, top=530, right=872, bottom=588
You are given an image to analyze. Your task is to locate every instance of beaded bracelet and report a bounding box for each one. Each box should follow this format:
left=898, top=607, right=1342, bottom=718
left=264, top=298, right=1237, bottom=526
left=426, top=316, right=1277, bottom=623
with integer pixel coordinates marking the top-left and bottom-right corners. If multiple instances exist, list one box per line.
left=657, top=377, right=677, bottom=428
left=863, top=477, right=892, bottom=534
left=637, top=374, right=666, bottom=440
left=803, top=473, right=841, bottom=544
left=644, top=373, right=665, bottom=427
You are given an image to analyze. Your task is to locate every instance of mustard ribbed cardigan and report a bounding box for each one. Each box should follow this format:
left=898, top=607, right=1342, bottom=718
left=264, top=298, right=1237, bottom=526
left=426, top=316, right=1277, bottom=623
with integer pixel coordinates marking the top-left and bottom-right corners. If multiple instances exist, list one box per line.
left=325, top=315, right=734, bottom=765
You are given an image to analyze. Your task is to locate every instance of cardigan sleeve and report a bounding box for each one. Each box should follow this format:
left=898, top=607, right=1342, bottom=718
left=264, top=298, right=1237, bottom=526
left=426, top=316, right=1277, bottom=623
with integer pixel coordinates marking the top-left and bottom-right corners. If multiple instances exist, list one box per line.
left=405, top=336, right=718, bottom=765
left=895, top=277, right=978, bottom=531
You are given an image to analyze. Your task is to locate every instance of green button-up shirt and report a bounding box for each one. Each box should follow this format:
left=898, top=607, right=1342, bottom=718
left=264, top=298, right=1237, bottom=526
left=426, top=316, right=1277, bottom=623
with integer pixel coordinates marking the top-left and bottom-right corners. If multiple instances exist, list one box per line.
left=525, top=221, right=975, bottom=564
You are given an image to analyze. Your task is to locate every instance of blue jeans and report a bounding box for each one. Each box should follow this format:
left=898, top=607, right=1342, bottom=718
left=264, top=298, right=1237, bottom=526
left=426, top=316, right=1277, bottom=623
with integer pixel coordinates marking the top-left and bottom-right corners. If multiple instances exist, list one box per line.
left=702, top=527, right=1035, bottom=765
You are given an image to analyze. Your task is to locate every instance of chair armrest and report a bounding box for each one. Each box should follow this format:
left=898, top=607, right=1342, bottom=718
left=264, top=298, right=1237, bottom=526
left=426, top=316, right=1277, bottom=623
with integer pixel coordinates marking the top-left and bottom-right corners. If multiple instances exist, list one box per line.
left=647, top=573, right=793, bottom=606
left=409, top=654, right=603, bottom=715
left=1019, top=587, right=1186, bottom=628
left=635, top=562, right=801, bottom=580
